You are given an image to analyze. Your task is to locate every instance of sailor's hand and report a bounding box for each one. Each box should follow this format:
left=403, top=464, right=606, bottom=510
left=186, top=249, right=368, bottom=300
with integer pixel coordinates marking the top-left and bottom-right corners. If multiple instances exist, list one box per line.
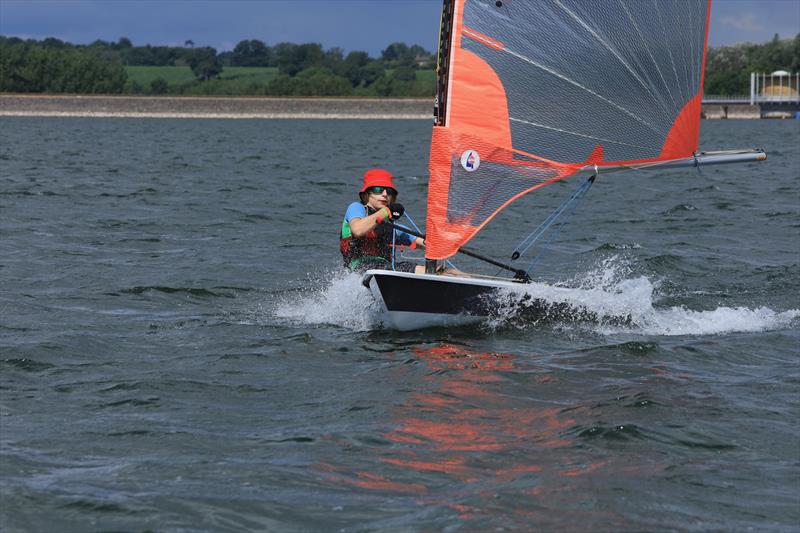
left=388, top=203, right=404, bottom=219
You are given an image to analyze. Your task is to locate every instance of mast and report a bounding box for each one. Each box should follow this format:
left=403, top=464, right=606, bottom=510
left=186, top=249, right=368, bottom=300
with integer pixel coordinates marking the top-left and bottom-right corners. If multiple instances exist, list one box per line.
left=433, top=0, right=455, bottom=127
left=427, top=0, right=456, bottom=274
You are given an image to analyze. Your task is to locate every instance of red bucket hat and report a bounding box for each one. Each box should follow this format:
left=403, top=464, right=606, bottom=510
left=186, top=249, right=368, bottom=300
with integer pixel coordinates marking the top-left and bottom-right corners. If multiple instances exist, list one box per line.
left=360, top=169, right=397, bottom=193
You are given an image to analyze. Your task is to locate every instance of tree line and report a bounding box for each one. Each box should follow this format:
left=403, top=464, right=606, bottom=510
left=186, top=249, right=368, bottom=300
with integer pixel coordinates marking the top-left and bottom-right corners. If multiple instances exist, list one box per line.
left=704, top=33, right=800, bottom=95
left=1, top=34, right=797, bottom=97
left=0, top=36, right=435, bottom=97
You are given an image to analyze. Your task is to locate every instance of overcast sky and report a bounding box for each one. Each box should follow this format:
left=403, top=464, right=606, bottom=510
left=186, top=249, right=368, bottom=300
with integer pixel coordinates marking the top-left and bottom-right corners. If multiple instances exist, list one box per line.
left=1, top=0, right=798, bottom=56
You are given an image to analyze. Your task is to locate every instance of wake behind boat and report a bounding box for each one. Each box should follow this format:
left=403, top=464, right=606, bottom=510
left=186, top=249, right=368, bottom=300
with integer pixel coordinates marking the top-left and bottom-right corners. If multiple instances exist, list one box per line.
left=364, top=0, right=765, bottom=330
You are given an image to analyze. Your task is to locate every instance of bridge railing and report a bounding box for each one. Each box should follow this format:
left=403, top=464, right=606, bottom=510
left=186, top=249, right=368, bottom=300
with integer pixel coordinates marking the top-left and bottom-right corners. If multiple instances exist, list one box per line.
left=702, top=95, right=751, bottom=104
left=703, top=95, right=800, bottom=104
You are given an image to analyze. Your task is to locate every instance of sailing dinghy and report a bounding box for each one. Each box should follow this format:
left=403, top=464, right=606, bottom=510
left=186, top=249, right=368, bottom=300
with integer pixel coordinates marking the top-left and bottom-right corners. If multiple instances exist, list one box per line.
left=364, top=0, right=765, bottom=331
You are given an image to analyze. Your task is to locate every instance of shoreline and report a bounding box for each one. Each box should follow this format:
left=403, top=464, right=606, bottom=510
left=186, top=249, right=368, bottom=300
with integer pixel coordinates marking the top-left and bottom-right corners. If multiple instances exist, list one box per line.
left=1, top=94, right=794, bottom=120
left=0, top=94, right=432, bottom=119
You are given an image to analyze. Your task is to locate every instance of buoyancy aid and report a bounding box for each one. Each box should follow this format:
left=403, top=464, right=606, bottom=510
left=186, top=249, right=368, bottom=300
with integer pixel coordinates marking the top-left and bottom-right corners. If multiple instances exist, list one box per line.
left=340, top=205, right=394, bottom=269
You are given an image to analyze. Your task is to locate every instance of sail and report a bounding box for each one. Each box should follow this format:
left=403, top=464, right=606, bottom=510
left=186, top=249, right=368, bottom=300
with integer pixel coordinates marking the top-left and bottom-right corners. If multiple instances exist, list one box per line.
left=425, top=0, right=712, bottom=260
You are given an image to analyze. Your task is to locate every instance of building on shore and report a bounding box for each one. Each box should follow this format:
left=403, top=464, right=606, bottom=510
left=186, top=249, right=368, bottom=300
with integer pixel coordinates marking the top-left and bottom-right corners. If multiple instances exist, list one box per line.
left=751, top=71, right=800, bottom=104
left=703, top=71, right=800, bottom=120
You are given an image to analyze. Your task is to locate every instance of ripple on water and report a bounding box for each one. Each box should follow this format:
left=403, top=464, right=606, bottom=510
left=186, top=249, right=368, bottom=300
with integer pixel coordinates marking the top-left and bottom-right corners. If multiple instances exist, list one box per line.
left=0, top=358, right=56, bottom=372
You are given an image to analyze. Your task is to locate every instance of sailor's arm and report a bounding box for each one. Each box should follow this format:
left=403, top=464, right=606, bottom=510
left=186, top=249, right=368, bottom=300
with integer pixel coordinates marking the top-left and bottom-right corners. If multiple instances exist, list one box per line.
left=348, top=208, right=391, bottom=238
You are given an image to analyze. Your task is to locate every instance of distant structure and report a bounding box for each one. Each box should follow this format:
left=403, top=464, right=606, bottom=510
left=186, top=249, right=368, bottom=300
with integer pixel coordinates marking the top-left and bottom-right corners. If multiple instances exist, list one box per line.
left=703, top=71, right=799, bottom=119
left=750, top=71, right=800, bottom=104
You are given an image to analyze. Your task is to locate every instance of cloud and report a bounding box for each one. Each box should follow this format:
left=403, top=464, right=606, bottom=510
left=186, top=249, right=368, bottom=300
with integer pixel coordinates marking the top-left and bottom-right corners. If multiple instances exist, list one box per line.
left=720, top=13, right=764, bottom=32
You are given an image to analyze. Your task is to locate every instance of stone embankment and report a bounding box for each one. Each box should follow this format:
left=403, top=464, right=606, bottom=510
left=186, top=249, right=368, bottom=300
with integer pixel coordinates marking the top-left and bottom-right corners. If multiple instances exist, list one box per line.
left=1, top=94, right=793, bottom=119
left=702, top=103, right=798, bottom=119
left=0, top=95, right=432, bottom=119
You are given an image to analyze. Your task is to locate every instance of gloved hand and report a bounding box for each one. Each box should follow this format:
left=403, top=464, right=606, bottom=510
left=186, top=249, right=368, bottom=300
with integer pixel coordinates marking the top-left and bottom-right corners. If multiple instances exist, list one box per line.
left=388, top=203, right=405, bottom=219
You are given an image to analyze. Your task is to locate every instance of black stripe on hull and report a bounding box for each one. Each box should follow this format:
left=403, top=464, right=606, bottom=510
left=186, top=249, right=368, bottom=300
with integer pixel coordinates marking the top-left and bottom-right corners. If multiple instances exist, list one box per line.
left=372, top=273, right=499, bottom=315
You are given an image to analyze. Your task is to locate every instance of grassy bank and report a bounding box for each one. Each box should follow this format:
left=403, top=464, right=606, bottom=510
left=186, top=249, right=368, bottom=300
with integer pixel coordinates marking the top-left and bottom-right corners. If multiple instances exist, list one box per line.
left=126, top=66, right=281, bottom=95
left=125, top=66, right=435, bottom=96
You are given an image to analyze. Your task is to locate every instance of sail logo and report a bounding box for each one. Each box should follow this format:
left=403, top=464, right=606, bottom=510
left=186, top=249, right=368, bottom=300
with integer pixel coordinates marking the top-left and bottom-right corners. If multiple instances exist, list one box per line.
left=460, top=150, right=480, bottom=172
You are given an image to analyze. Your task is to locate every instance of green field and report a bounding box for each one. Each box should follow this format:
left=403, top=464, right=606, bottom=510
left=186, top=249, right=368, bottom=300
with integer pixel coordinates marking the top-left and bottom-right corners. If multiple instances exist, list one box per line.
left=126, top=66, right=195, bottom=85
left=415, top=70, right=436, bottom=83
left=125, top=66, right=435, bottom=96
left=129, top=66, right=433, bottom=83
left=127, top=66, right=280, bottom=89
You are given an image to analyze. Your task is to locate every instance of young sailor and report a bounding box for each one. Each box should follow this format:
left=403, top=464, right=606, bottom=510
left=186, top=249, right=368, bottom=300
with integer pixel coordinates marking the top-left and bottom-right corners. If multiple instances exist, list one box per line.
left=340, top=169, right=425, bottom=273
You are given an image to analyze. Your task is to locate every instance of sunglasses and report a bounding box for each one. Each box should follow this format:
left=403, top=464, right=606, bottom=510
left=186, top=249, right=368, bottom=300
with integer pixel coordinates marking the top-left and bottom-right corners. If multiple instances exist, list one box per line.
left=367, top=186, right=397, bottom=196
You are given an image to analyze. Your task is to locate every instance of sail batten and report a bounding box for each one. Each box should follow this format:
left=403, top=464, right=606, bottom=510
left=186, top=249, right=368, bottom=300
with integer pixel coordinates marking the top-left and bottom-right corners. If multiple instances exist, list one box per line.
left=425, top=0, right=714, bottom=260
left=509, top=117, right=653, bottom=150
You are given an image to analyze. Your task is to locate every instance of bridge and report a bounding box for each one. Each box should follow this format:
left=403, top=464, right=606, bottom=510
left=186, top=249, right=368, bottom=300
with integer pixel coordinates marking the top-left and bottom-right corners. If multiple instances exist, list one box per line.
left=703, top=95, right=800, bottom=105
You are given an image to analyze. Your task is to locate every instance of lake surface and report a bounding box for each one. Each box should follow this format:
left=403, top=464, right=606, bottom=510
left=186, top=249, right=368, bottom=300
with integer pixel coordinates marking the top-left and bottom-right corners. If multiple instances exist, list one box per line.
left=1, top=117, right=798, bottom=531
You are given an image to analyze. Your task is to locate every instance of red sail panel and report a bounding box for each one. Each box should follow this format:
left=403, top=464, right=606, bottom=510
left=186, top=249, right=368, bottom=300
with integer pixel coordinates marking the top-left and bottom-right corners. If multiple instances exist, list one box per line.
left=425, top=0, right=712, bottom=260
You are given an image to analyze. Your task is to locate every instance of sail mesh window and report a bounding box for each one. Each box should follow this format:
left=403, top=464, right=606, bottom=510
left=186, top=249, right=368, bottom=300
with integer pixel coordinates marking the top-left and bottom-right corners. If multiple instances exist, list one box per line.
left=446, top=158, right=560, bottom=225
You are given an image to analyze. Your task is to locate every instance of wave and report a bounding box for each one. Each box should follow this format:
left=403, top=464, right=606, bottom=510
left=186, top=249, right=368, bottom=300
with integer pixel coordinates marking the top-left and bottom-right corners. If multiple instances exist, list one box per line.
left=271, top=259, right=799, bottom=336
left=120, top=286, right=241, bottom=298
left=272, top=271, right=382, bottom=331
left=494, top=257, right=799, bottom=336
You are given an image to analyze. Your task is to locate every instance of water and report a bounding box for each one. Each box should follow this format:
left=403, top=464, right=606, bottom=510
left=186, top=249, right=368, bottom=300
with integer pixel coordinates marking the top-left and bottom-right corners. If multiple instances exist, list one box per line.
left=1, top=117, right=798, bottom=531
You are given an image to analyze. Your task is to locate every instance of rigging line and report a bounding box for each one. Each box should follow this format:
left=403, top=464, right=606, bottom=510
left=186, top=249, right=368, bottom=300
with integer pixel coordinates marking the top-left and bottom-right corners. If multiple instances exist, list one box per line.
left=514, top=192, right=581, bottom=258
left=524, top=178, right=594, bottom=275
left=514, top=177, right=594, bottom=258
left=514, top=179, right=592, bottom=254
left=552, top=0, right=671, bottom=129
left=653, top=0, right=683, bottom=107
left=404, top=212, right=458, bottom=270
left=618, top=0, right=678, bottom=115
left=479, top=41, right=666, bottom=137
left=404, top=212, right=424, bottom=234
left=509, top=117, right=653, bottom=150
left=391, top=220, right=397, bottom=271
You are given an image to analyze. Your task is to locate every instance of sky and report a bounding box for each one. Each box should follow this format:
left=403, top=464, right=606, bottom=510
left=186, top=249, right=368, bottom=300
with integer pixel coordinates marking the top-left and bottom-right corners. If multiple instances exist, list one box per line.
left=0, top=0, right=798, bottom=56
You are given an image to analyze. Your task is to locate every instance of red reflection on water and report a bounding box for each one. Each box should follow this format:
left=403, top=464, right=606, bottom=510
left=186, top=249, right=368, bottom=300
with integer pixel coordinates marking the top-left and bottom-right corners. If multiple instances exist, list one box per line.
left=560, top=459, right=610, bottom=478
left=348, top=470, right=427, bottom=494
left=314, top=341, right=632, bottom=527
left=316, top=462, right=427, bottom=494
left=316, top=342, right=574, bottom=498
left=313, top=343, right=676, bottom=531
left=383, top=344, right=575, bottom=462
left=382, top=456, right=475, bottom=480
